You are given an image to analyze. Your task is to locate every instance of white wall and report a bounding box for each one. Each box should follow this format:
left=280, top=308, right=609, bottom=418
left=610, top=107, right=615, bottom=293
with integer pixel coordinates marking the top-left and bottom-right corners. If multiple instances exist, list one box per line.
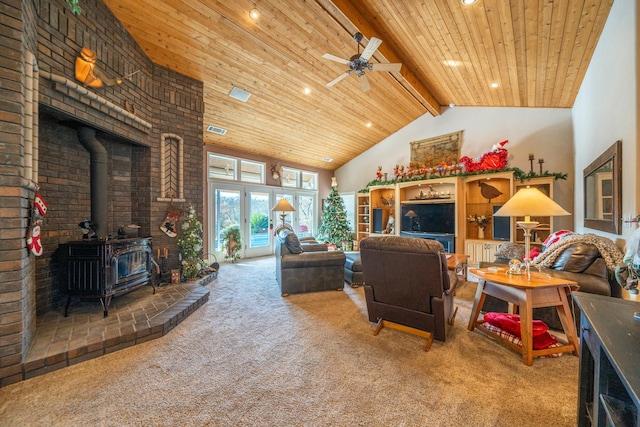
left=335, top=106, right=574, bottom=230
left=572, top=0, right=637, bottom=245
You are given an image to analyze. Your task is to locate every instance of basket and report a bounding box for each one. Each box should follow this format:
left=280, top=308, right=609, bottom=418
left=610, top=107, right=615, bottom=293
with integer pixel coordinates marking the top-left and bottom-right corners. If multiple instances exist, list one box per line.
left=203, top=253, right=219, bottom=279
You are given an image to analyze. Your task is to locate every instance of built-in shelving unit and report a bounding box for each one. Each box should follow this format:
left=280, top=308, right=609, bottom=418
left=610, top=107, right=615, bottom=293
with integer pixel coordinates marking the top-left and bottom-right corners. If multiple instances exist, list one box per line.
left=367, top=184, right=395, bottom=236
left=463, top=172, right=513, bottom=263
left=356, top=193, right=370, bottom=247
left=357, top=172, right=542, bottom=258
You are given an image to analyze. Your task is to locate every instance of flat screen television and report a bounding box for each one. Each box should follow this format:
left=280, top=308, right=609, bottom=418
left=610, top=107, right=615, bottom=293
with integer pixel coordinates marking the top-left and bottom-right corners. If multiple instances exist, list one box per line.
left=400, top=203, right=455, bottom=234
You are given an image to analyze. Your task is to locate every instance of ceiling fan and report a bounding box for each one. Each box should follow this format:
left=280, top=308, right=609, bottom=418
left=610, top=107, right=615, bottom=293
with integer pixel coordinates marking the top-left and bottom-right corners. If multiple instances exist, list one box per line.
left=322, top=32, right=402, bottom=93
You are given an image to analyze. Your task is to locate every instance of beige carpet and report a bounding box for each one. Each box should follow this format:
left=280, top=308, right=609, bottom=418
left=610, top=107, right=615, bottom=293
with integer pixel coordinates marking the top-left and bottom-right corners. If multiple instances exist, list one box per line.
left=0, top=256, right=578, bottom=426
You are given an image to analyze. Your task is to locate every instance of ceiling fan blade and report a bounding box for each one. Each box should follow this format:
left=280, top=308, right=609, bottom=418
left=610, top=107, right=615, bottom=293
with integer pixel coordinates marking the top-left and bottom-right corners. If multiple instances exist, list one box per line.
left=326, top=71, right=351, bottom=87
left=360, top=37, right=382, bottom=61
left=371, top=63, right=402, bottom=72
left=322, top=53, right=350, bottom=65
left=359, top=73, right=371, bottom=92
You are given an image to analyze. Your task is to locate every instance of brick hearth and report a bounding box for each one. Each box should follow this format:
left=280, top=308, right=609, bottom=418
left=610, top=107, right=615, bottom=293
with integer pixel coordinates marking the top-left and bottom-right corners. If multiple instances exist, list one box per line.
left=16, top=276, right=214, bottom=384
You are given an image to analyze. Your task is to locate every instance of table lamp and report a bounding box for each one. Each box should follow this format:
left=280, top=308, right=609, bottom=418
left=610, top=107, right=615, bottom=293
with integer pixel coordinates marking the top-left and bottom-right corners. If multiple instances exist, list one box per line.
left=405, top=209, right=420, bottom=231
left=271, top=199, right=296, bottom=229
left=493, top=186, right=570, bottom=279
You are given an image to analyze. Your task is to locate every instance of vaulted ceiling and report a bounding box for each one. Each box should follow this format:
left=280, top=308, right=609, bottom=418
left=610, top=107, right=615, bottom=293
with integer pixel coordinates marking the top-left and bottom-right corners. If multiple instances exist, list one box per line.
left=103, top=0, right=614, bottom=170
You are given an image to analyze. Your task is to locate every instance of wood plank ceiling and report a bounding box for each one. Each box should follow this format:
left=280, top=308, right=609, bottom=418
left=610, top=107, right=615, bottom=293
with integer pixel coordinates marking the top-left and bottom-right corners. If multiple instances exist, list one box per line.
left=102, top=0, right=614, bottom=170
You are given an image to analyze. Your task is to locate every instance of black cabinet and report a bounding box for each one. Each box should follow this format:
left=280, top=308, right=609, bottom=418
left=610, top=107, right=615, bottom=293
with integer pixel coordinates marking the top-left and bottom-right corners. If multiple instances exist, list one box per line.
left=573, top=292, right=640, bottom=426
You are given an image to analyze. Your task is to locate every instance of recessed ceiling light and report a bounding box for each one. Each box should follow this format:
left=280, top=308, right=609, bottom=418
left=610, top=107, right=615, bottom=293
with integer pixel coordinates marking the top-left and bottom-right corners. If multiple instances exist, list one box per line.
left=249, top=8, right=260, bottom=20
left=489, top=82, right=501, bottom=88
left=461, top=0, right=478, bottom=5
left=366, top=122, right=372, bottom=128
left=443, top=60, right=461, bottom=67
left=322, top=157, right=333, bottom=162
left=303, top=87, right=311, bottom=95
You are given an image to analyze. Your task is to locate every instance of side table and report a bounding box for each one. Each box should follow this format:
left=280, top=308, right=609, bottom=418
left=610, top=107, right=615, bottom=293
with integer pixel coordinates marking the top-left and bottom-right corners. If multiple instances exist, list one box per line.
left=468, top=268, right=580, bottom=366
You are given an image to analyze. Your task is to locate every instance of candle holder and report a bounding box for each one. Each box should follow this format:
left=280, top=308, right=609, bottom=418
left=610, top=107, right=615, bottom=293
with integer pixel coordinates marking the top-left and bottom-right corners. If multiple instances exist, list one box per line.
left=538, top=158, right=544, bottom=175
left=528, top=153, right=535, bottom=173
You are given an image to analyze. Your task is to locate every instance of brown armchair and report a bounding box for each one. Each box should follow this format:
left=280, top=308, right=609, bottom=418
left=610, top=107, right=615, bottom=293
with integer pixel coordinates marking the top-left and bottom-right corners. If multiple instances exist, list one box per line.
left=360, top=236, right=459, bottom=350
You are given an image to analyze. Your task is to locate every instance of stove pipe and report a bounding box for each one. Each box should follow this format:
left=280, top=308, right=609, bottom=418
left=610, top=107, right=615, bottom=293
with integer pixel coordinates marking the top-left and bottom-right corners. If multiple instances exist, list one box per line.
left=77, top=126, right=108, bottom=237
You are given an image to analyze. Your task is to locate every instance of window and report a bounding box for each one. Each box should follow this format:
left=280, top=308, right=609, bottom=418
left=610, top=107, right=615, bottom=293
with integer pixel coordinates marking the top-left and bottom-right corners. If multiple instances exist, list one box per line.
left=302, top=171, right=317, bottom=189
left=208, top=154, right=266, bottom=184
left=208, top=154, right=237, bottom=180
left=340, top=192, right=356, bottom=232
left=281, top=167, right=318, bottom=190
left=240, top=160, right=265, bottom=184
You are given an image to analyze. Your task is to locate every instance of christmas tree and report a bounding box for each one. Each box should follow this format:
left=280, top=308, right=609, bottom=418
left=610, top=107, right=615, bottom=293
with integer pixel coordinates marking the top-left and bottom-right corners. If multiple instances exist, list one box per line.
left=316, top=182, right=353, bottom=248
left=177, top=206, right=207, bottom=279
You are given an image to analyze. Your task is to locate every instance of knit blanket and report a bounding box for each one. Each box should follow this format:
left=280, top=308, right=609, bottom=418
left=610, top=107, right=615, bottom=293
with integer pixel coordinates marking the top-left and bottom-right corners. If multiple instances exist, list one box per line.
left=531, top=233, right=624, bottom=272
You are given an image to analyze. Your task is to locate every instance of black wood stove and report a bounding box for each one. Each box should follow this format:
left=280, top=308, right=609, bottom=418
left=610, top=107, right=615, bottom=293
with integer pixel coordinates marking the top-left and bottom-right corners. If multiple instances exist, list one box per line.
left=58, top=237, right=155, bottom=317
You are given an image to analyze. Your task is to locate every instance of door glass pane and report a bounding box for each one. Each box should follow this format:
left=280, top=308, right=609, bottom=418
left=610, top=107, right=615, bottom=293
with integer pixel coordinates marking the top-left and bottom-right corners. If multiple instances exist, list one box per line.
left=249, top=191, right=270, bottom=248
left=297, top=194, right=314, bottom=238
left=215, top=189, right=241, bottom=251
left=274, top=194, right=294, bottom=231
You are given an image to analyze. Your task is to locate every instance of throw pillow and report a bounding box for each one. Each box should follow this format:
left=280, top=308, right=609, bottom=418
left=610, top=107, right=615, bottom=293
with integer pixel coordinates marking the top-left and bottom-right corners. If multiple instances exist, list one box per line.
left=494, top=242, right=525, bottom=261
left=283, top=232, right=303, bottom=254
left=543, top=229, right=574, bottom=250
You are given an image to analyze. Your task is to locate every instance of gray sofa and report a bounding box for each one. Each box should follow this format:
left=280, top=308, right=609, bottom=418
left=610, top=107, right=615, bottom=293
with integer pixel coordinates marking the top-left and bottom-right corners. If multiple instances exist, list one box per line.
left=480, top=239, right=622, bottom=330
left=275, top=229, right=346, bottom=296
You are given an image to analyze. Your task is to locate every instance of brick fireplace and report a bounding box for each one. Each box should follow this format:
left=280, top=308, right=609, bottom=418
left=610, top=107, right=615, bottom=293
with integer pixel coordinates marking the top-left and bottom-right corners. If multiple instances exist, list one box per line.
left=0, top=0, right=205, bottom=386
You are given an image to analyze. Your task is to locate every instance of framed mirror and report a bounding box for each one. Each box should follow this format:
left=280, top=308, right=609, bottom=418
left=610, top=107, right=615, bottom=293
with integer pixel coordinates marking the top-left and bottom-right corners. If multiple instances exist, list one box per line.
left=583, top=140, right=622, bottom=234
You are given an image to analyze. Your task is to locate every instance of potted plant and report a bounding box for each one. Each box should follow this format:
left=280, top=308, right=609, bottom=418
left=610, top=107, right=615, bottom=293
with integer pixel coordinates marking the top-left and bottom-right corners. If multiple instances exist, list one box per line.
left=222, top=226, right=242, bottom=262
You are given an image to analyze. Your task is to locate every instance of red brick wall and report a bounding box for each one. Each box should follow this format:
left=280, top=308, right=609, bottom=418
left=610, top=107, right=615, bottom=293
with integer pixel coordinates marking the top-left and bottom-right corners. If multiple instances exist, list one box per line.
left=0, top=0, right=204, bottom=386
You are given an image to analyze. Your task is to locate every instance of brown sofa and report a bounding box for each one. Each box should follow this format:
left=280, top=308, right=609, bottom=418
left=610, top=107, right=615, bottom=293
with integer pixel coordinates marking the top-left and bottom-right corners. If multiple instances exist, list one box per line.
left=360, top=236, right=458, bottom=344
left=275, top=229, right=346, bottom=296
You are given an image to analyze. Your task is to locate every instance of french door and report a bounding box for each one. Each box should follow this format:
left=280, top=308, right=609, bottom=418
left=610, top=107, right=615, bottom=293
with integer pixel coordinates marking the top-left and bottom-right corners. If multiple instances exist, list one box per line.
left=274, top=191, right=317, bottom=238
left=208, top=184, right=317, bottom=259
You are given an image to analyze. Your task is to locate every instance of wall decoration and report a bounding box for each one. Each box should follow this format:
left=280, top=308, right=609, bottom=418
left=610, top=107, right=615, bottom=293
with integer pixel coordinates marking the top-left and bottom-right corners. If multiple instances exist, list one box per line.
left=410, top=130, right=462, bottom=169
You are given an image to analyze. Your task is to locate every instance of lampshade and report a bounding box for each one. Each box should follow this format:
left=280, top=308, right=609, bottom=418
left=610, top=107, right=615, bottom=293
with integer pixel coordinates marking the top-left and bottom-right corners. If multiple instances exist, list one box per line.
left=493, top=187, right=570, bottom=218
left=271, top=199, right=295, bottom=212
left=405, top=210, right=418, bottom=218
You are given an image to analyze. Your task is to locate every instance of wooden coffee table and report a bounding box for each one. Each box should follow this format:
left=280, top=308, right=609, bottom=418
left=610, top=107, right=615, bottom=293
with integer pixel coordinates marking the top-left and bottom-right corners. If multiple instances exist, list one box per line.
left=467, top=268, right=580, bottom=366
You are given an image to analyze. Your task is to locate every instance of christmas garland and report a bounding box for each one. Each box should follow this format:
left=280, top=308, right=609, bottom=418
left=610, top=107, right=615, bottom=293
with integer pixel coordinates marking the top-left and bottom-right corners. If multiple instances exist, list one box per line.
left=358, top=167, right=567, bottom=193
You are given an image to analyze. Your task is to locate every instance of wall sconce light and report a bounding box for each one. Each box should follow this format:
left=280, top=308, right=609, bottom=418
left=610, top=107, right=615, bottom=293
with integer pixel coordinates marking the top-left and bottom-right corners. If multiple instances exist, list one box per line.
left=271, top=163, right=282, bottom=180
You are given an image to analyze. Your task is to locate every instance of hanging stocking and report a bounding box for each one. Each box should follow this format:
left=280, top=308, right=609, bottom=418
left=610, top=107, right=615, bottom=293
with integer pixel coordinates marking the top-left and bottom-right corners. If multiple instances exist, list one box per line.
left=34, top=192, right=48, bottom=217
left=27, top=189, right=47, bottom=256
left=27, top=223, right=43, bottom=256
left=160, top=206, right=181, bottom=238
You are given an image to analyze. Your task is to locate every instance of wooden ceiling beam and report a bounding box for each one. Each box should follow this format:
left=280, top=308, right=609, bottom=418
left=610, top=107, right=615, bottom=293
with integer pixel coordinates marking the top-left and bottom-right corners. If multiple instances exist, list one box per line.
left=317, top=0, right=441, bottom=116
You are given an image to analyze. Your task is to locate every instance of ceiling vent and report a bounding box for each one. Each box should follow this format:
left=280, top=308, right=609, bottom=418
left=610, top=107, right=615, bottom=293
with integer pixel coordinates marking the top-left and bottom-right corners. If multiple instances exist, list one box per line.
left=229, top=87, right=251, bottom=102
left=207, top=125, right=227, bottom=135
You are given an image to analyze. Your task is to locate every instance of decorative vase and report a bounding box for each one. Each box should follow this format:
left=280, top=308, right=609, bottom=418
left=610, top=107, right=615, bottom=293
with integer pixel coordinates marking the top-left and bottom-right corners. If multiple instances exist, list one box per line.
left=478, top=227, right=485, bottom=239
